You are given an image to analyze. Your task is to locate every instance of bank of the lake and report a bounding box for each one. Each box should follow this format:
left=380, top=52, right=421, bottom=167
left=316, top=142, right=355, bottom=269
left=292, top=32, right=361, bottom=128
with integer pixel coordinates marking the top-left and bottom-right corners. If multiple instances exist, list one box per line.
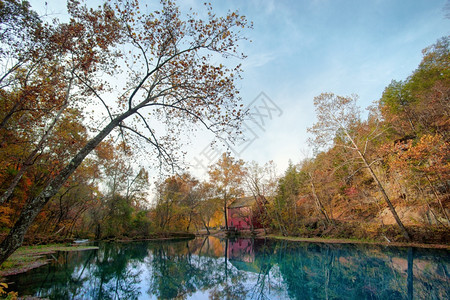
left=112, top=232, right=196, bottom=242
left=0, top=244, right=99, bottom=277
left=213, top=223, right=449, bottom=249
left=267, top=235, right=450, bottom=250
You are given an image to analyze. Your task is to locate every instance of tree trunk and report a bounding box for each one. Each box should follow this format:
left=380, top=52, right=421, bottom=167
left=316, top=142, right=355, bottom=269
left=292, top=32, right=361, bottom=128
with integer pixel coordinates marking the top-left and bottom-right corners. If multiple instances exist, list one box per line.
left=357, top=150, right=411, bottom=241
left=0, top=109, right=135, bottom=265
left=275, top=210, right=287, bottom=236
left=223, top=192, right=229, bottom=230
left=0, top=89, right=71, bottom=204
left=95, top=223, right=101, bottom=240
left=309, top=175, right=332, bottom=225
left=186, top=211, right=192, bottom=232
left=0, top=100, right=22, bottom=129
left=424, top=174, right=449, bottom=225
left=201, top=218, right=210, bottom=235
left=224, top=200, right=228, bottom=230
left=342, top=124, right=411, bottom=241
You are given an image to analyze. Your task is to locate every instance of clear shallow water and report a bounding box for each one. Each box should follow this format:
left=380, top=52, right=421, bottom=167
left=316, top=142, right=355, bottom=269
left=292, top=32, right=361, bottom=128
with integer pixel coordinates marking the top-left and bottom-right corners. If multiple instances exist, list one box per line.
left=7, top=237, right=450, bottom=299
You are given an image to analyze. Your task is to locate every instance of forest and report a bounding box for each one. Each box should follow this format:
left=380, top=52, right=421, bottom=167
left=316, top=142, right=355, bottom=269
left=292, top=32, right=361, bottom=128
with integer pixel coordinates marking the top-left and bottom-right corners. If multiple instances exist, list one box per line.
left=0, top=0, right=449, bottom=266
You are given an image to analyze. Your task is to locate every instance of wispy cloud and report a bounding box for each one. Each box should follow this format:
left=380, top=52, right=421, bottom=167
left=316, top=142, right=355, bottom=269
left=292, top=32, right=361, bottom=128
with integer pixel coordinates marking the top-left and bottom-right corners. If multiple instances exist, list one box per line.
left=242, top=52, right=277, bottom=69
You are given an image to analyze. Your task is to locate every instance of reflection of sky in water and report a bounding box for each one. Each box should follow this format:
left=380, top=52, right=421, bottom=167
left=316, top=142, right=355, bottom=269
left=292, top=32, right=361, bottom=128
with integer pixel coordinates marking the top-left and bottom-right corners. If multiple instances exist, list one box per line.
left=6, top=237, right=450, bottom=299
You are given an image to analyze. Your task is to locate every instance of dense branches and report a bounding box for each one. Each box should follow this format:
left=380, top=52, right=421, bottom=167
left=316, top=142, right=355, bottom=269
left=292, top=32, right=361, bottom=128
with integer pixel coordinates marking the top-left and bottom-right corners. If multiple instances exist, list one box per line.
left=0, top=0, right=250, bottom=264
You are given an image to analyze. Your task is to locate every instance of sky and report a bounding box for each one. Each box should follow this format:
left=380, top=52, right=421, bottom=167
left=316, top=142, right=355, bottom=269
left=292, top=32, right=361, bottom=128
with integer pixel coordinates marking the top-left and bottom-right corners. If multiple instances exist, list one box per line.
left=30, top=0, right=450, bottom=180
left=184, top=0, right=450, bottom=178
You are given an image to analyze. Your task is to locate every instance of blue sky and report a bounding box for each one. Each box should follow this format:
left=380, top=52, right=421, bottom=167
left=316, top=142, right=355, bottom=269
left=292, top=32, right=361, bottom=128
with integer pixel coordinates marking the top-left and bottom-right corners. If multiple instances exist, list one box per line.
left=30, top=0, right=449, bottom=178
left=186, top=0, right=449, bottom=178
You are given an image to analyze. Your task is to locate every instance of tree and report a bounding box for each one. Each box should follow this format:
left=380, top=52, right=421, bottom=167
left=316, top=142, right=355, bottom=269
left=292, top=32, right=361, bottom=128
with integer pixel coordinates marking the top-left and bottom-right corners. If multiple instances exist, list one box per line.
left=379, top=80, right=417, bottom=136
left=244, top=161, right=278, bottom=198
left=208, top=152, right=246, bottom=230
left=154, top=176, right=178, bottom=231
left=153, top=173, right=198, bottom=231
left=376, top=37, right=449, bottom=227
left=299, top=158, right=333, bottom=225
left=193, top=182, right=219, bottom=234
left=0, top=0, right=250, bottom=264
left=244, top=161, right=278, bottom=233
left=271, top=161, right=303, bottom=235
left=31, top=159, right=100, bottom=239
left=308, top=93, right=411, bottom=241
left=382, top=134, right=450, bottom=226
left=92, top=147, right=150, bottom=238
left=379, top=37, right=449, bottom=137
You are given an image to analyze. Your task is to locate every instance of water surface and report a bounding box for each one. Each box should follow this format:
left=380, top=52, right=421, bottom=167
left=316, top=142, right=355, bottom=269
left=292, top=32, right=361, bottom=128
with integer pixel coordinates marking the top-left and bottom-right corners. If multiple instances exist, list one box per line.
left=7, top=237, right=450, bottom=299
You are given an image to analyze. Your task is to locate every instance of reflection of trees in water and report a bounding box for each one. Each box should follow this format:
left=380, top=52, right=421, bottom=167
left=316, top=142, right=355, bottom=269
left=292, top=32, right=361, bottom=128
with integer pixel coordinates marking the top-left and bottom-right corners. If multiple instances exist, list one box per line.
left=88, top=242, right=145, bottom=299
left=247, top=241, right=277, bottom=299
left=276, top=242, right=392, bottom=299
left=11, top=250, right=95, bottom=299
left=209, top=238, right=248, bottom=300
left=208, top=238, right=449, bottom=300
left=8, top=250, right=98, bottom=298
left=9, top=242, right=147, bottom=299
left=9, top=238, right=450, bottom=299
left=271, top=242, right=449, bottom=300
left=146, top=238, right=248, bottom=299
left=147, top=241, right=199, bottom=298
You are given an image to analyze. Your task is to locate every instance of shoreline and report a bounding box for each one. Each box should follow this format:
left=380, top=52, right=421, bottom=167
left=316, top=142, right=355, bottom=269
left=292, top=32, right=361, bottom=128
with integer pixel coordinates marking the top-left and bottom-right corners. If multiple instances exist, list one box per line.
left=207, top=228, right=450, bottom=249
left=0, top=244, right=99, bottom=277
left=266, top=235, right=450, bottom=250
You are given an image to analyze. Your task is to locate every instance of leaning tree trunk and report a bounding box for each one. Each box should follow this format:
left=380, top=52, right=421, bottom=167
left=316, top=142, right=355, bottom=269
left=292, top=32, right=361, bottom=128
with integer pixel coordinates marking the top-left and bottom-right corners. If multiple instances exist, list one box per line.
left=0, top=109, right=135, bottom=265
left=356, top=149, right=411, bottom=241
left=340, top=123, right=411, bottom=241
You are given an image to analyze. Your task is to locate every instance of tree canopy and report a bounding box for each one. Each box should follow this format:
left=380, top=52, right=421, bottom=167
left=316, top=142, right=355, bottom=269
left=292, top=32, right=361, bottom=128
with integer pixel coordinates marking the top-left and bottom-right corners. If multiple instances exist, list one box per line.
left=0, top=0, right=251, bottom=265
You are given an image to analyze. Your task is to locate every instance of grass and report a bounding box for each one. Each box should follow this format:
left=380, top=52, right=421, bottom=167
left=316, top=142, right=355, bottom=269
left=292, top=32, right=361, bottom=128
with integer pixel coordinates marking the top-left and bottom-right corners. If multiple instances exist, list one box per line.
left=0, top=243, right=99, bottom=277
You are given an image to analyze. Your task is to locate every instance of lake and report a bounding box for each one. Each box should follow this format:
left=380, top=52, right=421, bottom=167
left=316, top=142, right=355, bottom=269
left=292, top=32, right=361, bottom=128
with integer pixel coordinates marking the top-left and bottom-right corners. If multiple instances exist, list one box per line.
left=6, top=237, right=450, bottom=299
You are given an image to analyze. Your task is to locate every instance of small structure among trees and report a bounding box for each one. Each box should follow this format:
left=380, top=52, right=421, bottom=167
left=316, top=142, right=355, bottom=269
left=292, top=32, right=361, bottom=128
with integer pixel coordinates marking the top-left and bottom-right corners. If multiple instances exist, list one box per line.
left=227, top=196, right=265, bottom=231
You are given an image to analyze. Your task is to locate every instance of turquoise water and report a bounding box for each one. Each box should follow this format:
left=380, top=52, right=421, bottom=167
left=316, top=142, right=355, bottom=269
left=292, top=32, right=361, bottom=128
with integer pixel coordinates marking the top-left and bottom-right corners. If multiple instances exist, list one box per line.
left=7, top=237, right=450, bottom=299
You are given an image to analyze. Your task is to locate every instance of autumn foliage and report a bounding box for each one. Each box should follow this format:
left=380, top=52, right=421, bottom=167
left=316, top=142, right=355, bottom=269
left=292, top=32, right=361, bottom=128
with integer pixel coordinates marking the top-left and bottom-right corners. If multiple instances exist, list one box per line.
left=269, top=37, right=449, bottom=241
left=0, top=1, right=448, bottom=268
left=0, top=0, right=251, bottom=265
